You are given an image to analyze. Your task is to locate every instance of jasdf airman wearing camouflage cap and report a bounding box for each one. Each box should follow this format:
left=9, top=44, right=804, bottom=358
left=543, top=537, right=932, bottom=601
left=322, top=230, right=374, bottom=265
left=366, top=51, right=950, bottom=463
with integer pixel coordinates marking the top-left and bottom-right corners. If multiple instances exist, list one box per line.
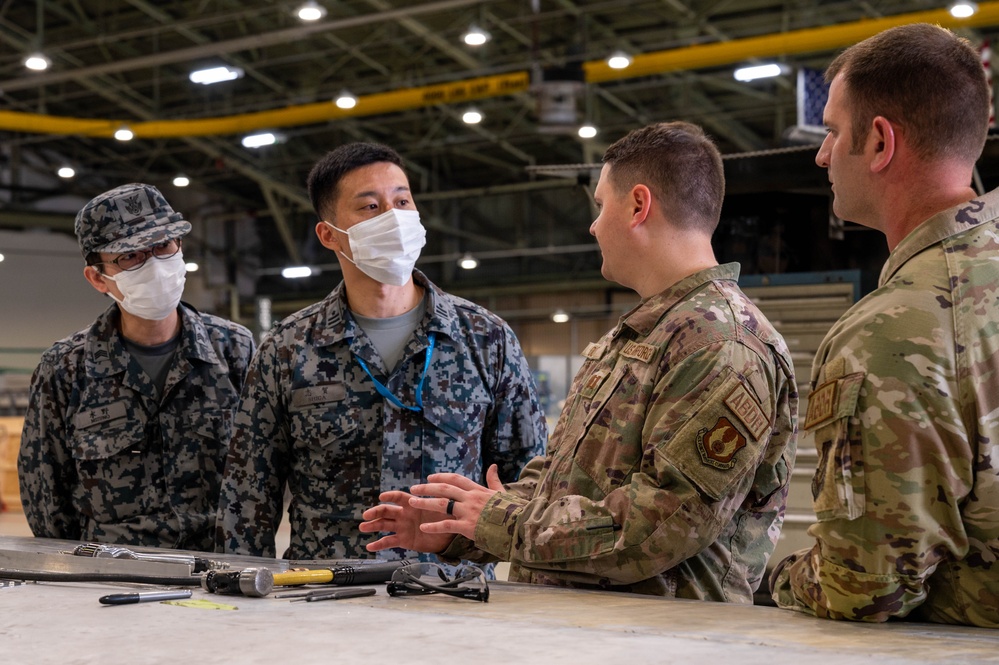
left=362, top=122, right=798, bottom=602
left=770, top=24, right=999, bottom=628
left=19, top=182, right=255, bottom=551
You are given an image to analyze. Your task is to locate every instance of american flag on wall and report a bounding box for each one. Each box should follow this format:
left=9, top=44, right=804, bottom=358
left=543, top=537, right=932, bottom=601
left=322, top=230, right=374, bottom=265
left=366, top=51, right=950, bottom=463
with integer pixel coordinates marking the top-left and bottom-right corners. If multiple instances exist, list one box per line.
left=796, top=67, right=828, bottom=132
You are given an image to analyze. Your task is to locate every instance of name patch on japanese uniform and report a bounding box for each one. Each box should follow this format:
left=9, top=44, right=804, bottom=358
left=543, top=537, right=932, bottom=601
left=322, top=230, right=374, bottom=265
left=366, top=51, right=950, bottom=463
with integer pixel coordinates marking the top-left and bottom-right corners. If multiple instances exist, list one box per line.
left=292, top=383, right=347, bottom=408
left=696, top=417, right=747, bottom=470
left=804, top=379, right=838, bottom=430
left=724, top=383, right=770, bottom=440
left=74, top=402, right=128, bottom=429
left=620, top=341, right=657, bottom=363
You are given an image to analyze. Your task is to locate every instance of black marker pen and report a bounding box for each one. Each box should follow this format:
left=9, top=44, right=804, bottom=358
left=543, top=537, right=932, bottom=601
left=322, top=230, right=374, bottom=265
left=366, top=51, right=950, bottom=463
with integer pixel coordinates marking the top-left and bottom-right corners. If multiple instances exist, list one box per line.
left=99, top=590, right=193, bottom=605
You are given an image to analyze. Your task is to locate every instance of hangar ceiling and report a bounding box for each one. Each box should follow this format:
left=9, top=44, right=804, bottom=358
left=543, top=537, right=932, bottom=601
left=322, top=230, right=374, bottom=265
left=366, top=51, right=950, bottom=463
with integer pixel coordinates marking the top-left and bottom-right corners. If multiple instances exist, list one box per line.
left=0, top=0, right=996, bottom=310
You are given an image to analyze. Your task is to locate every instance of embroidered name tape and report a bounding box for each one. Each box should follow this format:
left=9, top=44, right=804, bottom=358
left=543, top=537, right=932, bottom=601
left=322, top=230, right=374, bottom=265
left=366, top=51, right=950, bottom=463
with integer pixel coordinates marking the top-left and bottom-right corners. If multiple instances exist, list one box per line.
left=620, top=341, right=657, bottom=363
left=291, top=383, right=347, bottom=408
left=804, top=379, right=838, bottom=430
left=74, top=402, right=128, bottom=429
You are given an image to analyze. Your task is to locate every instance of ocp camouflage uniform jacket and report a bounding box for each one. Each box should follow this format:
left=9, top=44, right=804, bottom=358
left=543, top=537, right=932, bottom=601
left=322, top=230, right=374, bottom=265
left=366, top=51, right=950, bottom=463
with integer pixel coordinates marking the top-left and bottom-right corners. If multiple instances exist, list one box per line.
left=216, top=270, right=547, bottom=560
left=18, top=302, right=254, bottom=551
left=771, top=191, right=999, bottom=627
left=443, top=263, right=798, bottom=600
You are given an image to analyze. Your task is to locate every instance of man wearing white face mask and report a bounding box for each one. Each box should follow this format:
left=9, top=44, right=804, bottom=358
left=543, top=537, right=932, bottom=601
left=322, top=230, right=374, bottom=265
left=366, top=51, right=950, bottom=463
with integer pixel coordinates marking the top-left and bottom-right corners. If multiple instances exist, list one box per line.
left=18, top=183, right=255, bottom=551
left=217, top=143, right=547, bottom=561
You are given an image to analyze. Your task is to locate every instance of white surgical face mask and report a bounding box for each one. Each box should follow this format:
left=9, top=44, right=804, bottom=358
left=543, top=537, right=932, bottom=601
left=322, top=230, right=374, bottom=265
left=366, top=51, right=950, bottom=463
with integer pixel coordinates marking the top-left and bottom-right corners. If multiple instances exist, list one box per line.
left=102, top=252, right=187, bottom=321
left=326, top=208, right=426, bottom=286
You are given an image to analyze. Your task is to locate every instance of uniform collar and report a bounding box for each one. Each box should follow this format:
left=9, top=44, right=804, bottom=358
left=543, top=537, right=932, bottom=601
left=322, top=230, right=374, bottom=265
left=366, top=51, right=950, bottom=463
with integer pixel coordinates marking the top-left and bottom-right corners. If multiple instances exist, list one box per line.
left=617, top=263, right=741, bottom=338
left=313, top=269, right=460, bottom=348
left=84, top=302, right=219, bottom=377
left=879, top=188, right=999, bottom=286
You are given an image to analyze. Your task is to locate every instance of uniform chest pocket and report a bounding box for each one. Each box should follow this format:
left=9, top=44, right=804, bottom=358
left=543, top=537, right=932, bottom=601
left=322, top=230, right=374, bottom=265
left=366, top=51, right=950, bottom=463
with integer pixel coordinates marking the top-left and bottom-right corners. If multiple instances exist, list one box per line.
left=187, top=410, right=233, bottom=480
left=569, top=363, right=650, bottom=496
left=289, top=403, right=361, bottom=455
left=71, top=416, right=152, bottom=522
left=422, top=398, right=489, bottom=442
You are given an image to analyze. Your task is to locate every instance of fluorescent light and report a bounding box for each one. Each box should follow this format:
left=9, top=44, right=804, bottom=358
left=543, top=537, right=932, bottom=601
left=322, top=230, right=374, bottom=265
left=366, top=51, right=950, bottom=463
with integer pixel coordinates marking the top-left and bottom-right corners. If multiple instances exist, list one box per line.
left=282, top=266, right=313, bottom=279
left=458, top=253, right=479, bottom=270
left=114, top=126, right=134, bottom=141
left=950, top=1, right=978, bottom=18
left=0, top=253, right=5, bottom=263
left=242, top=132, right=277, bottom=148
left=607, top=51, right=632, bottom=70
left=578, top=124, right=598, bottom=139
left=734, top=63, right=785, bottom=82
left=57, top=166, right=75, bottom=179
left=551, top=309, right=570, bottom=323
left=185, top=262, right=199, bottom=272
left=24, top=53, right=51, bottom=71
left=462, top=109, right=483, bottom=124
left=296, top=1, right=327, bottom=21
left=173, top=174, right=190, bottom=187
left=462, top=25, right=490, bottom=46
left=335, top=91, right=357, bottom=109
left=189, top=66, right=244, bottom=85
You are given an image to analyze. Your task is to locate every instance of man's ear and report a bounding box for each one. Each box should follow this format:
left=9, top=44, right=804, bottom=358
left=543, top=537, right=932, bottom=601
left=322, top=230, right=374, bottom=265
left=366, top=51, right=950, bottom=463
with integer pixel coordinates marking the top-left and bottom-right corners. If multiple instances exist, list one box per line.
left=869, top=115, right=896, bottom=174
left=316, top=221, right=341, bottom=252
left=83, top=266, right=109, bottom=294
left=630, top=184, right=653, bottom=228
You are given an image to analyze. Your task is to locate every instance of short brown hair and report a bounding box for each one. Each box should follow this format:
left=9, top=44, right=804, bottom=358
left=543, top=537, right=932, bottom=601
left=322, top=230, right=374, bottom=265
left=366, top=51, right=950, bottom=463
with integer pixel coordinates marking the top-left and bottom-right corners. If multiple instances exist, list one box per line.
left=602, top=121, right=725, bottom=235
left=826, top=23, right=989, bottom=162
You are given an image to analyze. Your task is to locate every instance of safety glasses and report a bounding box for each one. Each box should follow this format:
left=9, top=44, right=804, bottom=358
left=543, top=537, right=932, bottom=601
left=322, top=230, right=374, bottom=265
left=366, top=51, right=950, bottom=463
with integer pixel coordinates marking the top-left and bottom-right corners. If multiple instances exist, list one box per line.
left=386, top=563, right=489, bottom=602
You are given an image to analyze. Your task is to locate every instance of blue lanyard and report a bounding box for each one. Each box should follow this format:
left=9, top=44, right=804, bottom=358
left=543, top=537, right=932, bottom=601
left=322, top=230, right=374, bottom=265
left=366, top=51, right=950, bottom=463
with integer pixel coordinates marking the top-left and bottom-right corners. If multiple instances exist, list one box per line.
left=355, top=333, right=436, bottom=412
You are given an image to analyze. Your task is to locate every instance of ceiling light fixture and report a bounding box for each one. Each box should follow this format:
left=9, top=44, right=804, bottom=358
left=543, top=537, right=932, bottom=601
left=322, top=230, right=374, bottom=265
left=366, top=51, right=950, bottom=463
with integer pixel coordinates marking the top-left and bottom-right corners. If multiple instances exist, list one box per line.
left=296, top=1, right=327, bottom=21
left=734, top=63, right=785, bottom=82
left=462, top=108, right=483, bottom=124
left=551, top=309, right=570, bottom=324
left=242, top=132, right=277, bottom=148
left=189, top=65, right=244, bottom=85
left=114, top=126, right=134, bottom=141
left=57, top=166, right=75, bottom=179
left=185, top=262, right=199, bottom=272
left=949, top=1, right=978, bottom=18
left=173, top=174, right=191, bottom=187
left=335, top=90, right=358, bottom=109
left=578, top=124, right=598, bottom=139
left=606, top=51, right=632, bottom=70
left=0, top=253, right=5, bottom=263
left=282, top=266, right=313, bottom=279
left=462, top=24, right=490, bottom=46
left=24, top=53, right=51, bottom=71
left=458, top=253, right=479, bottom=270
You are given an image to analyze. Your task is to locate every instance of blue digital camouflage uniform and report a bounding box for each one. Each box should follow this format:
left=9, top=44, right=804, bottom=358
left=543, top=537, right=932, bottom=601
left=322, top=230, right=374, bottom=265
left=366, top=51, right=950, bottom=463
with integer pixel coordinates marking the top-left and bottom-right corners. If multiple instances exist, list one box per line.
left=18, top=302, right=255, bottom=551
left=216, top=270, right=547, bottom=560
left=771, top=191, right=999, bottom=628
left=442, top=263, right=798, bottom=600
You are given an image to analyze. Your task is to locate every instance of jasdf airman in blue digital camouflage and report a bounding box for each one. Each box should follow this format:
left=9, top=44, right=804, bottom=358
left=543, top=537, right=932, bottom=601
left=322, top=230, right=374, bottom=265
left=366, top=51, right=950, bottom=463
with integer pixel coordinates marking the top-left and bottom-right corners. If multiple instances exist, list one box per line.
left=216, top=143, right=547, bottom=561
left=18, top=183, right=255, bottom=551
left=362, top=123, right=798, bottom=602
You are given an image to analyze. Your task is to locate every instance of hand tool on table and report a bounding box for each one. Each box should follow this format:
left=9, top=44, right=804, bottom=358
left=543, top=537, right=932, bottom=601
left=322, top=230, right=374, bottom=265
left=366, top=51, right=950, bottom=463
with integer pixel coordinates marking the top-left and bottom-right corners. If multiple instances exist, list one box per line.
left=70, top=543, right=228, bottom=573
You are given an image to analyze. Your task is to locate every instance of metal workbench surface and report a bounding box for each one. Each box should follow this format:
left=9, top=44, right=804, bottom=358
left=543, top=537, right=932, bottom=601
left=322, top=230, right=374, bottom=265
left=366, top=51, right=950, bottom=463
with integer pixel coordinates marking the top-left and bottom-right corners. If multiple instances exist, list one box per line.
left=0, top=536, right=995, bottom=665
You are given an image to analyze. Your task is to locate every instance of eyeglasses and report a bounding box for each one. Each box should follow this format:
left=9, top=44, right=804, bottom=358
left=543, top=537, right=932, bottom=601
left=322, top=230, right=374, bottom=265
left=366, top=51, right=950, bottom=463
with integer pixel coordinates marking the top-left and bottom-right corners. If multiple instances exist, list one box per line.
left=96, top=239, right=182, bottom=272
left=386, top=563, right=489, bottom=602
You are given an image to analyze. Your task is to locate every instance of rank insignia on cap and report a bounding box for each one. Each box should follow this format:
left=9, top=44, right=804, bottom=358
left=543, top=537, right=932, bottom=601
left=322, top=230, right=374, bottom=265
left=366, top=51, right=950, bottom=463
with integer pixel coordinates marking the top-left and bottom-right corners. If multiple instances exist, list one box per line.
left=696, top=417, right=747, bottom=470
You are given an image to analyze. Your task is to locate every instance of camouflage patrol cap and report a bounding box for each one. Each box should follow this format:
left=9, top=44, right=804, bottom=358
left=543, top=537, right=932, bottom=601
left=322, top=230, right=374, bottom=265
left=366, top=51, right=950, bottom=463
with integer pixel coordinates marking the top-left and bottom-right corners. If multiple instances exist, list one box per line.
left=75, top=183, right=191, bottom=257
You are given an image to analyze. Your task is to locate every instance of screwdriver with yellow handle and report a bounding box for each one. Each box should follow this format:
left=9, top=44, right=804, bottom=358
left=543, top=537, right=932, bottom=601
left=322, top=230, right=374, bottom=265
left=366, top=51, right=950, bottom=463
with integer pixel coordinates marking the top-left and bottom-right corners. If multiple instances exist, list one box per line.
left=273, top=559, right=413, bottom=587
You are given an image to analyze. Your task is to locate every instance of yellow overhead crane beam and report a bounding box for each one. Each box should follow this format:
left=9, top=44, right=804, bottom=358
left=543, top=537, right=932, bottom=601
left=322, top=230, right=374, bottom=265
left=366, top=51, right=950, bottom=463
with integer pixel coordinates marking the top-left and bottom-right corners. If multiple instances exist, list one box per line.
left=3, top=2, right=999, bottom=139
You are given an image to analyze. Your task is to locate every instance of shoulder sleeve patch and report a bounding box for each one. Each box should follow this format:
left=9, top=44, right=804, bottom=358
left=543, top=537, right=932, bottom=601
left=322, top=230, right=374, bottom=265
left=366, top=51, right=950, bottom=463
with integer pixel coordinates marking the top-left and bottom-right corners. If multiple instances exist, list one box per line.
left=803, top=379, right=837, bottom=430
left=724, top=382, right=771, bottom=440
left=696, top=416, right=747, bottom=469
left=620, top=341, right=657, bottom=363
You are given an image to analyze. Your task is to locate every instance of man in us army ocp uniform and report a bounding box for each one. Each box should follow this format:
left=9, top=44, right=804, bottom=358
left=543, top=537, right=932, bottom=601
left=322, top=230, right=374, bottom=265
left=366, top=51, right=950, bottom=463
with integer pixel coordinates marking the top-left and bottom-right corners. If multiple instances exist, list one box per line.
left=18, top=183, right=255, bottom=551
left=770, top=24, right=999, bottom=628
left=216, top=142, right=547, bottom=560
left=362, top=122, right=798, bottom=602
